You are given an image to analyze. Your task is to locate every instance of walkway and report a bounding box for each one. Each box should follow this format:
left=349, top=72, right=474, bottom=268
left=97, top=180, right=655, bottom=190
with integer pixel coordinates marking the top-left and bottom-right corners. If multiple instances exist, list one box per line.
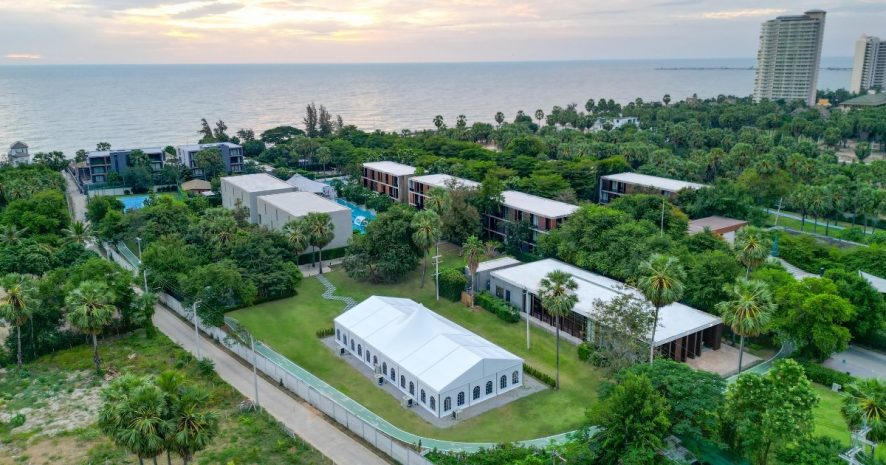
left=63, top=170, right=87, bottom=223
left=152, top=304, right=389, bottom=465
left=316, top=274, right=357, bottom=310
left=824, top=346, right=886, bottom=380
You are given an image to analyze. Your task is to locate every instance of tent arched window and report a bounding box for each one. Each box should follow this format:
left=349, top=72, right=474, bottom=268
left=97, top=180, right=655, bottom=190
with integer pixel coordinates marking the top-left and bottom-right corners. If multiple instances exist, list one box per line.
left=382, top=362, right=387, bottom=375
left=409, top=382, right=415, bottom=395
left=430, top=397, right=436, bottom=411
left=365, top=350, right=370, bottom=362
left=343, top=334, right=347, bottom=345
left=472, top=386, right=480, bottom=400
left=444, top=397, right=451, bottom=411
left=336, top=329, right=340, bottom=340
left=457, top=392, right=465, bottom=406
left=390, top=368, right=395, bottom=381
left=512, top=371, right=519, bottom=385
left=485, top=381, right=493, bottom=395
left=420, top=390, right=426, bottom=404
left=350, top=339, right=354, bottom=351
left=357, top=344, right=362, bottom=356
left=400, top=375, right=405, bottom=388
left=373, top=355, right=378, bottom=366
left=500, top=375, right=507, bottom=389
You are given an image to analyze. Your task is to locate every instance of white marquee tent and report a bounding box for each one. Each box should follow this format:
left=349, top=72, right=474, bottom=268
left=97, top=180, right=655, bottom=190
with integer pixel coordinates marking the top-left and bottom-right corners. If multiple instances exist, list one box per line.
left=334, top=296, right=523, bottom=417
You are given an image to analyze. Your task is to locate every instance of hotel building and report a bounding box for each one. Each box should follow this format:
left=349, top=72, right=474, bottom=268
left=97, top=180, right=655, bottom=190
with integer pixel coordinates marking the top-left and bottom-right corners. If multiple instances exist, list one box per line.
left=753, top=10, right=826, bottom=107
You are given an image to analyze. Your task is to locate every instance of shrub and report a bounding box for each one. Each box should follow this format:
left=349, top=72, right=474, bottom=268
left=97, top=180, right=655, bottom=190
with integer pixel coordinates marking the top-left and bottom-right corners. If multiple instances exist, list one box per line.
left=438, top=267, right=467, bottom=302
left=523, top=364, right=556, bottom=388
left=315, top=327, right=335, bottom=338
left=577, top=342, right=593, bottom=361
left=590, top=351, right=610, bottom=368
left=8, top=414, right=25, bottom=428
left=796, top=360, right=854, bottom=387
left=297, top=246, right=349, bottom=265
left=475, top=292, right=521, bottom=323
left=197, top=358, right=215, bottom=377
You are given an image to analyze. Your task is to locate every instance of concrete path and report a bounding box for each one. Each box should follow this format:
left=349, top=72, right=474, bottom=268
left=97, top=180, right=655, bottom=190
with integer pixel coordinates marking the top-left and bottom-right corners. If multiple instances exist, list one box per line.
left=824, top=346, right=886, bottom=380
left=63, top=170, right=87, bottom=223
left=316, top=274, right=357, bottom=310
left=152, top=305, right=389, bottom=465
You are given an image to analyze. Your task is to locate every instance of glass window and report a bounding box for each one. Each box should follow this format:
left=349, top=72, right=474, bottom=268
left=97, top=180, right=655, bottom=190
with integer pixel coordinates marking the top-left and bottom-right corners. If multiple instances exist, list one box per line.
left=409, top=382, right=415, bottom=395
left=500, top=375, right=507, bottom=389
left=473, top=386, right=480, bottom=400
left=457, top=392, right=465, bottom=406
left=350, top=340, right=354, bottom=351
left=357, top=344, right=362, bottom=356
left=343, top=335, right=347, bottom=345
left=382, top=362, right=387, bottom=375
left=430, top=397, right=436, bottom=411
left=373, top=355, right=378, bottom=366
left=390, top=368, right=396, bottom=381
left=512, top=371, right=519, bottom=385
left=400, top=375, right=405, bottom=388
left=444, top=397, right=451, bottom=411
left=336, top=329, right=340, bottom=340
left=486, top=381, right=493, bottom=395
left=420, top=390, right=426, bottom=404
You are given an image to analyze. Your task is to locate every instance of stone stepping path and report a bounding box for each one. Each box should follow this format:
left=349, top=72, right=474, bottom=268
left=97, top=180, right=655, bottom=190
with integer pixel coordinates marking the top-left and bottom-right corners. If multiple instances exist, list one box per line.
left=316, top=274, right=357, bottom=310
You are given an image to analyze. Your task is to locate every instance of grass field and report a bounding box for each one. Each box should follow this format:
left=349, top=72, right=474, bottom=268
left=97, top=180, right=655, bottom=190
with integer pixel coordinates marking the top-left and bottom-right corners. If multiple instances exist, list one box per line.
left=228, top=246, right=607, bottom=442
left=812, top=383, right=885, bottom=461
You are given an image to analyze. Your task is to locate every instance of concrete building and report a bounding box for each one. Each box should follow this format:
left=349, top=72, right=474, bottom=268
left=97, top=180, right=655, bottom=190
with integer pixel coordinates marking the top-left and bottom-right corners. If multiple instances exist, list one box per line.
left=256, top=191, right=352, bottom=250
left=753, top=10, right=826, bottom=107
left=599, top=172, right=707, bottom=204
left=286, top=173, right=336, bottom=199
left=220, top=173, right=295, bottom=223
left=361, top=161, right=416, bottom=203
left=85, top=147, right=166, bottom=184
left=688, top=216, right=748, bottom=245
left=483, top=190, right=579, bottom=250
left=851, top=35, right=886, bottom=94
left=591, top=117, right=639, bottom=131
left=487, top=258, right=723, bottom=362
left=839, top=93, right=886, bottom=111
left=176, top=142, right=244, bottom=178
left=334, top=296, right=523, bottom=418
left=408, top=174, right=479, bottom=209
left=5, top=141, right=29, bottom=166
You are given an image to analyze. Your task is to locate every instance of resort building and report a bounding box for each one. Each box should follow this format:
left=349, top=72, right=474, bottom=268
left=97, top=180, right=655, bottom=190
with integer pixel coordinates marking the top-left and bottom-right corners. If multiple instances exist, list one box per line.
left=256, top=191, right=352, bottom=249
left=590, top=117, right=639, bottom=131
left=598, top=172, right=707, bottom=204
left=334, top=296, right=523, bottom=418
left=487, top=258, right=723, bottom=362
left=5, top=141, right=29, bottom=166
left=753, top=10, right=826, bottom=106
left=688, top=216, right=748, bottom=245
left=483, top=190, right=579, bottom=249
left=176, top=142, right=245, bottom=178
left=408, top=173, right=479, bottom=209
left=286, top=173, right=336, bottom=199
left=85, top=147, right=167, bottom=184
left=850, top=35, right=886, bottom=94
left=220, top=173, right=295, bottom=223
left=839, top=93, right=886, bottom=111
left=361, top=161, right=416, bottom=203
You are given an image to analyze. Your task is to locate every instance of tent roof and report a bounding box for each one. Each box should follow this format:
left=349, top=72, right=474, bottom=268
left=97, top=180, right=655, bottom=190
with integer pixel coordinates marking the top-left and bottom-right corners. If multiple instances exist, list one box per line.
left=335, top=296, right=522, bottom=392
left=602, top=172, right=708, bottom=193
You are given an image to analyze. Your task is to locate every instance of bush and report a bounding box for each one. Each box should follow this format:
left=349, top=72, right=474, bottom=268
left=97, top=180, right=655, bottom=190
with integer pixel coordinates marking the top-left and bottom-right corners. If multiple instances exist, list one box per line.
left=196, top=358, right=215, bottom=377
left=590, top=351, right=610, bottom=368
left=856, top=330, right=886, bottom=352
left=297, top=246, right=349, bottom=265
left=523, top=364, right=556, bottom=388
left=475, top=291, right=520, bottom=323
left=438, top=267, right=467, bottom=302
left=577, top=342, right=592, bottom=361
left=796, top=359, right=855, bottom=387
left=315, top=327, right=335, bottom=338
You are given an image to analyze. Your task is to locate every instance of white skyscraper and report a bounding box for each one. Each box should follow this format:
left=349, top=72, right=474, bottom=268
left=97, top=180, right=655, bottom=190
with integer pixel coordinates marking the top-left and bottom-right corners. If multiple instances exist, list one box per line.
left=850, top=35, right=886, bottom=94
left=753, top=10, right=826, bottom=107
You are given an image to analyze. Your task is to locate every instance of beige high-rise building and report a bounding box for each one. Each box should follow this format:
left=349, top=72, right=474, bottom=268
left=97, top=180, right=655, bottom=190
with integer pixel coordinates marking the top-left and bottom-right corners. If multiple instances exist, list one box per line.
left=753, top=10, right=826, bottom=107
left=850, top=35, right=886, bottom=94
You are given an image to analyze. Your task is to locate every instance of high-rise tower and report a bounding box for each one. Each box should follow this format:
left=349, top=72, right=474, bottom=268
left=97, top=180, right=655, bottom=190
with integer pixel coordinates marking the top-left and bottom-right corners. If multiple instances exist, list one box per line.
left=753, top=10, right=826, bottom=107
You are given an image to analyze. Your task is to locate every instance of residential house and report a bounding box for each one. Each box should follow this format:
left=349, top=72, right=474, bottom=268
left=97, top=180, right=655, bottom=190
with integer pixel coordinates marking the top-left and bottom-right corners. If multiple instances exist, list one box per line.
left=408, top=174, right=479, bottom=209
left=483, top=190, right=579, bottom=249
left=599, top=172, right=707, bottom=204
left=5, top=141, right=29, bottom=166
left=220, top=173, right=295, bottom=223
left=361, top=161, right=416, bottom=203
left=176, top=142, right=244, bottom=178
left=85, top=147, right=166, bottom=184
left=688, top=216, right=748, bottom=245
left=255, top=191, right=352, bottom=250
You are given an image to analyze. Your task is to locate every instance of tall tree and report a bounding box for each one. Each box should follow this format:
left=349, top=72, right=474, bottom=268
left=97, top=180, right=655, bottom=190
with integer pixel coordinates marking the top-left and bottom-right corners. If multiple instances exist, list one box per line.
left=98, top=374, right=168, bottom=465
left=538, top=270, right=578, bottom=390
left=283, top=219, right=311, bottom=260
left=534, top=109, right=544, bottom=130
left=304, top=103, right=319, bottom=137
left=62, top=220, right=93, bottom=245
left=494, top=111, right=504, bottom=129
left=462, top=235, right=484, bottom=307
left=593, top=373, right=671, bottom=465
left=841, top=378, right=886, bottom=453
left=734, top=226, right=771, bottom=278
left=197, top=119, right=213, bottom=143
left=636, top=254, right=685, bottom=363
left=411, top=210, right=442, bottom=288
left=166, top=384, right=219, bottom=465
left=304, top=212, right=334, bottom=273
left=0, top=273, right=37, bottom=368
left=716, top=279, right=774, bottom=374
left=65, top=280, right=116, bottom=372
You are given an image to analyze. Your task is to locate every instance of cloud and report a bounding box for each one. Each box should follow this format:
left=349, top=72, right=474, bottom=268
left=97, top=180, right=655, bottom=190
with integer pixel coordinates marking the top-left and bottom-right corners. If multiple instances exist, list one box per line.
left=684, top=8, right=786, bottom=20
left=174, top=2, right=244, bottom=19
left=5, top=53, right=42, bottom=60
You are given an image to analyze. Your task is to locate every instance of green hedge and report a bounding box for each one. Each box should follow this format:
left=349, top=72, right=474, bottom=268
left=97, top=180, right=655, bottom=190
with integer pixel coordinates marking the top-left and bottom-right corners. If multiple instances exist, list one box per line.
left=797, top=360, right=855, bottom=387
left=577, top=342, right=592, bottom=361
left=475, top=292, right=520, bottom=323
left=297, top=246, right=349, bottom=265
left=439, top=267, right=467, bottom=302
left=316, top=327, right=335, bottom=338
left=523, top=364, right=556, bottom=388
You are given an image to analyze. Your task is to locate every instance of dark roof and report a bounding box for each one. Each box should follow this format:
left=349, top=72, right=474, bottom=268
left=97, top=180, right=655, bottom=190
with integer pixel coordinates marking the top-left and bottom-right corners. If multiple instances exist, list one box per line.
left=10, top=141, right=27, bottom=149
left=840, top=94, right=886, bottom=107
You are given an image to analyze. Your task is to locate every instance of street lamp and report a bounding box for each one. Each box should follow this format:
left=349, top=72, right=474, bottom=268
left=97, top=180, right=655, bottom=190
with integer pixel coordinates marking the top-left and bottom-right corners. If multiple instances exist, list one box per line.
left=249, top=332, right=260, bottom=410
left=135, top=237, right=148, bottom=292
left=192, top=299, right=202, bottom=359
left=135, top=236, right=143, bottom=259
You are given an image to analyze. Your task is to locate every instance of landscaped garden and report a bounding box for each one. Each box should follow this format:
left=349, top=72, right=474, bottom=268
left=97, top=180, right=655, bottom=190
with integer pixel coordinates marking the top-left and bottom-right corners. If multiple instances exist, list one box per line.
left=227, top=244, right=608, bottom=443
left=812, top=383, right=886, bottom=461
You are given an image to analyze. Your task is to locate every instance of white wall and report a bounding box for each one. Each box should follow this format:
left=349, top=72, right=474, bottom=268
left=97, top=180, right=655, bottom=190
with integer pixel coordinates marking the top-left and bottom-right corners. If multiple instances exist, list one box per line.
left=220, top=179, right=294, bottom=224
left=256, top=198, right=352, bottom=250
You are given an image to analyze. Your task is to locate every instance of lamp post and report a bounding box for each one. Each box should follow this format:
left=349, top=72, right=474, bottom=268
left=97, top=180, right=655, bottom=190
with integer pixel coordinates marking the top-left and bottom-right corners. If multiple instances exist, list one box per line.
left=135, top=236, right=143, bottom=260
left=135, top=237, right=148, bottom=292
left=192, top=299, right=202, bottom=359
left=432, top=254, right=442, bottom=302
left=523, top=288, right=530, bottom=350
left=250, top=332, right=260, bottom=410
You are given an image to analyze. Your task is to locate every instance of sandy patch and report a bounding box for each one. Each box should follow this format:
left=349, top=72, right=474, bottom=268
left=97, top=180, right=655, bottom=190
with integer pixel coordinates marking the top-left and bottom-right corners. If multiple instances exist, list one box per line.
left=0, top=371, right=104, bottom=437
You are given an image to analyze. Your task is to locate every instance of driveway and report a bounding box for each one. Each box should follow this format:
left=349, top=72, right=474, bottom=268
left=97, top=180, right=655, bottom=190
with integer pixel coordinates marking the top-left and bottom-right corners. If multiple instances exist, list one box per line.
left=823, top=346, right=886, bottom=380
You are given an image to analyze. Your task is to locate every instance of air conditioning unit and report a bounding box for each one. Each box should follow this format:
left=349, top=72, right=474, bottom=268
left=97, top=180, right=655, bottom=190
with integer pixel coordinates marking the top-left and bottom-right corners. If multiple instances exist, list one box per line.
left=401, top=396, right=413, bottom=408
left=339, top=347, right=346, bottom=356
left=376, top=375, right=384, bottom=386
left=452, top=408, right=462, bottom=419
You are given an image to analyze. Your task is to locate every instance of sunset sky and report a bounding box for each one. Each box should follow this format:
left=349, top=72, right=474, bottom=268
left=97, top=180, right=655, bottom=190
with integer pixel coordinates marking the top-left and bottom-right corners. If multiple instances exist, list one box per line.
left=2, top=0, right=883, bottom=64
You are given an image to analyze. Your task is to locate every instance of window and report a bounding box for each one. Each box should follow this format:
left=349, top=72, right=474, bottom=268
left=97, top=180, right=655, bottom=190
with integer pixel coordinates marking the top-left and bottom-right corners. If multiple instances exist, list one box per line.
left=500, top=375, right=507, bottom=389
left=343, top=335, right=347, bottom=345
left=457, top=392, right=465, bottom=407
left=430, top=397, right=436, bottom=411
left=383, top=362, right=388, bottom=375
left=350, top=339, right=354, bottom=351
left=400, top=375, right=405, bottom=388
left=444, top=397, right=451, bottom=411
left=505, top=289, right=511, bottom=302
left=373, top=355, right=377, bottom=365
left=473, top=386, right=480, bottom=400
left=336, top=329, right=340, bottom=340
left=409, top=382, right=415, bottom=395
left=390, top=368, right=395, bottom=381
left=420, top=390, right=426, bottom=404
left=357, top=344, right=362, bottom=356
left=512, top=371, right=519, bottom=385
left=495, top=286, right=503, bottom=298
left=486, top=381, right=493, bottom=395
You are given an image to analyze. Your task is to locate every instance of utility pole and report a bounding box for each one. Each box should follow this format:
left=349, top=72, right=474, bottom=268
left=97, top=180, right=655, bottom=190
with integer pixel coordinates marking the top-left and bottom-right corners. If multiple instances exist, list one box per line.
left=773, top=197, right=784, bottom=228
left=523, top=288, right=530, bottom=350
left=659, top=196, right=665, bottom=238
left=192, top=300, right=202, bottom=359
left=432, top=254, right=442, bottom=302
left=250, top=333, right=260, bottom=410
left=142, top=268, right=148, bottom=293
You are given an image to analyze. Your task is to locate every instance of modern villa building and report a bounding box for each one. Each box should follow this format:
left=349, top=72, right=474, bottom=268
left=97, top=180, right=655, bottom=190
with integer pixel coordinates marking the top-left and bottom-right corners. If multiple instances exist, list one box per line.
left=85, top=147, right=167, bottom=184
left=483, top=190, right=579, bottom=250
left=286, top=173, right=337, bottom=199
left=753, top=10, right=826, bottom=106
left=361, top=161, right=416, bottom=203
left=220, top=173, right=295, bottom=223
left=598, top=172, right=707, bottom=204
left=5, top=142, right=29, bottom=166
left=850, top=35, right=886, bottom=94
left=334, top=296, right=523, bottom=418
left=408, top=173, right=479, bottom=209
left=256, top=191, right=352, bottom=249
left=688, top=216, right=747, bottom=245
left=487, top=258, right=723, bottom=362
left=176, top=142, right=245, bottom=178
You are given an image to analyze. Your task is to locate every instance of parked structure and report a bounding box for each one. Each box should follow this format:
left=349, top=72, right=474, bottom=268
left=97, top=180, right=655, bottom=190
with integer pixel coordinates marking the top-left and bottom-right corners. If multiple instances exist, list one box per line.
left=483, top=190, right=578, bottom=249
left=5, top=141, right=29, bottom=166
left=753, top=10, right=826, bottom=106
left=176, top=142, right=245, bottom=178
left=361, top=161, right=416, bottom=203
left=487, top=258, right=723, bottom=362
left=334, top=296, right=523, bottom=418
left=688, top=216, right=748, bottom=245
left=598, top=172, right=707, bottom=204
left=220, top=173, right=295, bottom=223
left=256, top=191, right=352, bottom=249
left=286, top=173, right=336, bottom=199
left=408, top=174, right=479, bottom=209
left=851, top=35, right=886, bottom=94
left=85, top=147, right=167, bottom=184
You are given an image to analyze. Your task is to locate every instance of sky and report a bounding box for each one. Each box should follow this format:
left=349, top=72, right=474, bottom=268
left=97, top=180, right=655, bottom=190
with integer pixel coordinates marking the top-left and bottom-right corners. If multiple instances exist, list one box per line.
left=1, top=0, right=883, bottom=64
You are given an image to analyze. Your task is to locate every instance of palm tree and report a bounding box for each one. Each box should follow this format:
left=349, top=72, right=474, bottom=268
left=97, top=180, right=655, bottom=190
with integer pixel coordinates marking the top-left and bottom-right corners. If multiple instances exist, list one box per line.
left=734, top=226, right=772, bottom=278
left=411, top=210, right=442, bottom=288
left=534, top=109, right=545, bottom=129
left=65, top=280, right=116, bottom=373
left=305, top=212, right=334, bottom=273
left=63, top=220, right=93, bottom=245
left=0, top=224, right=27, bottom=245
left=425, top=187, right=450, bottom=216
left=0, top=273, right=37, bottom=369
left=637, top=254, right=685, bottom=364
left=99, top=374, right=168, bottom=465
left=539, top=270, right=578, bottom=389
left=494, top=112, right=505, bottom=129
left=462, top=235, right=484, bottom=307
left=283, top=219, right=311, bottom=261
left=433, top=115, right=445, bottom=131
left=167, top=385, right=219, bottom=465
left=841, top=378, right=886, bottom=455
left=716, top=279, right=774, bottom=374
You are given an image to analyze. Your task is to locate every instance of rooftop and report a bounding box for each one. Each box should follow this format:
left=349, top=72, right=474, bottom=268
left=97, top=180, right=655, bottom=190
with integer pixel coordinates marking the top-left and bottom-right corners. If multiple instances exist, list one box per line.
left=181, top=179, right=212, bottom=191
left=286, top=173, right=330, bottom=194
left=501, top=190, right=579, bottom=218
left=860, top=271, right=886, bottom=294
left=491, top=258, right=721, bottom=346
left=363, top=161, right=416, bottom=176
left=258, top=191, right=349, bottom=217
left=476, top=257, right=522, bottom=274
left=411, top=174, right=480, bottom=189
left=178, top=142, right=242, bottom=152
left=688, top=216, right=748, bottom=234
left=87, top=147, right=165, bottom=158
left=9, top=141, right=27, bottom=150
left=602, top=172, right=708, bottom=193
left=221, top=173, right=293, bottom=192
left=840, top=93, right=886, bottom=107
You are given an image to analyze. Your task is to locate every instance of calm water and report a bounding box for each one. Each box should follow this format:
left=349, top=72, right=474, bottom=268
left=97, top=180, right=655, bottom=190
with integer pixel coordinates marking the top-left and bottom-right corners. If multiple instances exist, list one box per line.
left=0, top=58, right=852, bottom=154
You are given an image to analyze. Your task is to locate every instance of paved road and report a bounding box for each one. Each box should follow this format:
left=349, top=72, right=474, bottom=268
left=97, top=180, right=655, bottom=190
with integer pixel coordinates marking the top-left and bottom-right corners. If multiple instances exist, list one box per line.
left=152, top=305, right=389, bottom=465
left=824, top=346, right=886, bottom=380
left=63, top=170, right=87, bottom=222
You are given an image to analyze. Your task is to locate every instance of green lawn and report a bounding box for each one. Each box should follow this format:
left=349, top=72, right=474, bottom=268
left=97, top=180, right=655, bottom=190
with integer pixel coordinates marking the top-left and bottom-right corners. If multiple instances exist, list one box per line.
left=767, top=213, right=878, bottom=238
left=813, top=383, right=885, bottom=461
left=228, top=247, right=607, bottom=442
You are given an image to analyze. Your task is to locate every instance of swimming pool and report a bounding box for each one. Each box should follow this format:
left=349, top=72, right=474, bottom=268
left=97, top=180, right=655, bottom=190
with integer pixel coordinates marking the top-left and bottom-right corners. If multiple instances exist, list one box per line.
left=335, top=198, right=376, bottom=233
left=117, top=195, right=151, bottom=212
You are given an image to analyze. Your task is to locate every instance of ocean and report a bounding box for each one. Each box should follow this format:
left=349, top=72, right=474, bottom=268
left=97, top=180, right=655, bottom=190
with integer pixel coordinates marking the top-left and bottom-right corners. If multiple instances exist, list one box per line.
left=0, top=58, right=853, bottom=155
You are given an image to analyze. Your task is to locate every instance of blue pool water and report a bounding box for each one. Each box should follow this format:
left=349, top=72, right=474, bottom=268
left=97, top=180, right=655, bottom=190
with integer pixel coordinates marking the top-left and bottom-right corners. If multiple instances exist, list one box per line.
left=118, top=195, right=151, bottom=212
left=335, top=198, right=376, bottom=233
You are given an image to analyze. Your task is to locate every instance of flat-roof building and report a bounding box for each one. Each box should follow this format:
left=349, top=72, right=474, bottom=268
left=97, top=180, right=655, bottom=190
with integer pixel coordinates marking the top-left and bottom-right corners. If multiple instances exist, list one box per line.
left=361, top=161, right=416, bottom=203
left=408, top=174, right=479, bottom=209
left=753, top=10, right=826, bottom=107
left=483, top=190, right=579, bottom=250
left=488, top=258, right=723, bottom=362
left=688, top=216, right=748, bottom=245
left=176, top=142, right=244, bottom=178
left=220, top=173, right=295, bottom=223
left=256, top=192, right=352, bottom=249
left=334, top=296, right=523, bottom=418
left=599, top=172, right=707, bottom=204
left=286, top=173, right=336, bottom=199
left=85, top=147, right=166, bottom=184
left=850, top=35, right=886, bottom=94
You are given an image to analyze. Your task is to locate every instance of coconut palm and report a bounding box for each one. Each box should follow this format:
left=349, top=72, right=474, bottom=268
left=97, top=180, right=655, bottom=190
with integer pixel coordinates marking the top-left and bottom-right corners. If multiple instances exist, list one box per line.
left=534, top=109, right=545, bottom=129
left=65, top=280, right=116, bottom=373
left=411, top=210, right=442, bottom=288
left=99, top=374, right=168, bottom=465
left=63, top=220, right=93, bottom=245
left=462, top=235, right=484, bottom=306
left=167, top=385, right=219, bottom=465
left=0, top=273, right=37, bottom=369
left=716, top=279, right=774, bottom=374
left=425, top=187, right=450, bottom=215
left=734, top=226, right=772, bottom=278
left=0, top=224, right=28, bottom=245
left=841, top=379, right=886, bottom=453
left=304, top=212, right=334, bottom=273
left=539, top=270, right=578, bottom=389
left=637, top=254, right=685, bottom=364
left=282, top=218, right=311, bottom=259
